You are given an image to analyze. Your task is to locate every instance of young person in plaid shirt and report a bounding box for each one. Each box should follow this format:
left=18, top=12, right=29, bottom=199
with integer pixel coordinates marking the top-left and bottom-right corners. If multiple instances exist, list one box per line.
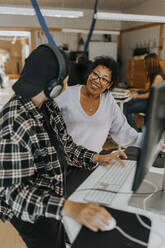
left=0, top=44, right=126, bottom=248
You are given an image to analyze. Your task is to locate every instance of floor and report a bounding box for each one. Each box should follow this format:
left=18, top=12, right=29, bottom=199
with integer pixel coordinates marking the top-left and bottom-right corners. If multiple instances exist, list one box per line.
left=0, top=221, right=26, bottom=248
left=0, top=80, right=15, bottom=108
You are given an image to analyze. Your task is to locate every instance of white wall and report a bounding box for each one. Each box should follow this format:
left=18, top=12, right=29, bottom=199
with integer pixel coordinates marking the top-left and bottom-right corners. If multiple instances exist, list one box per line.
left=120, top=0, right=165, bottom=81
left=121, top=26, right=161, bottom=81
left=34, top=31, right=78, bottom=51
left=34, top=30, right=118, bottom=53
left=89, top=42, right=117, bottom=60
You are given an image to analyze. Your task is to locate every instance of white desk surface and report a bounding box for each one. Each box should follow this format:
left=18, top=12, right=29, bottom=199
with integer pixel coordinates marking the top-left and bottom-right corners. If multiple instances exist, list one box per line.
left=63, top=165, right=165, bottom=247
left=114, top=96, right=132, bottom=103
left=114, top=96, right=132, bottom=112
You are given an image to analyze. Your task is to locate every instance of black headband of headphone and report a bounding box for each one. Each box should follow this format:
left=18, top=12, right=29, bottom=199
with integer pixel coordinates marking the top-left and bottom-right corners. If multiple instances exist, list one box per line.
left=43, top=43, right=68, bottom=98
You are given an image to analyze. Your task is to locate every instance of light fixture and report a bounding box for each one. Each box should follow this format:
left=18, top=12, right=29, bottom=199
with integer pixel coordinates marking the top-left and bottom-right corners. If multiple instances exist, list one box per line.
left=41, top=9, right=83, bottom=18
left=0, top=6, right=34, bottom=15
left=96, top=12, right=165, bottom=23
left=94, top=30, right=120, bottom=35
left=0, top=6, right=83, bottom=18
left=0, top=31, right=30, bottom=37
left=62, top=29, right=88, bottom=34
left=62, top=28, right=120, bottom=35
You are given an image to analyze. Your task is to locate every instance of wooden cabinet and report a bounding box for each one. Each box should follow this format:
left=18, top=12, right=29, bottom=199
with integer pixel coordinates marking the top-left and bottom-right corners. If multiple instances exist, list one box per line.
left=127, top=59, right=165, bottom=90
left=127, top=59, right=149, bottom=90
left=160, top=60, right=165, bottom=73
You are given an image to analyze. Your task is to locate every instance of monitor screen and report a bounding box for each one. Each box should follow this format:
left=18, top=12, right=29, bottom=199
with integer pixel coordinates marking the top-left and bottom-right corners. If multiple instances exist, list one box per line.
left=132, top=81, right=165, bottom=192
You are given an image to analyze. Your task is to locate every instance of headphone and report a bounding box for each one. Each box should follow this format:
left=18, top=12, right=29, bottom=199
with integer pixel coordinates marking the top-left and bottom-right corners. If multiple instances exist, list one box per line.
left=43, top=43, right=67, bottom=98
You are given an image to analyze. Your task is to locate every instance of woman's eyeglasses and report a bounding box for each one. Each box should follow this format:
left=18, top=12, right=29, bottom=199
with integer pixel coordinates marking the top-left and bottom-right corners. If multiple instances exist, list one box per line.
left=90, top=71, right=112, bottom=85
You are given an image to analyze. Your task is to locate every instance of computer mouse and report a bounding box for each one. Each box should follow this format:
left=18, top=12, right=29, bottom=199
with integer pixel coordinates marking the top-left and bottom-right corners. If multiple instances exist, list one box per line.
left=104, top=217, right=117, bottom=231
left=96, top=217, right=117, bottom=231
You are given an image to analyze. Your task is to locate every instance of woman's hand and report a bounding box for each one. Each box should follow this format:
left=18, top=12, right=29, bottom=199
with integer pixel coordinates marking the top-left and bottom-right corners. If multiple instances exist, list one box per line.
left=61, top=200, right=112, bottom=232
left=128, top=90, right=137, bottom=98
left=129, top=88, right=139, bottom=93
left=93, top=150, right=127, bottom=166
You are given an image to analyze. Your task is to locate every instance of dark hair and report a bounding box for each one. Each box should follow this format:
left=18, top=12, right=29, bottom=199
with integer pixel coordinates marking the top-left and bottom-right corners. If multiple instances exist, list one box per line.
left=91, top=56, right=119, bottom=91
left=144, top=53, right=163, bottom=84
left=68, top=51, right=77, bottom=62
left=68, top=61, right=92, bottom=86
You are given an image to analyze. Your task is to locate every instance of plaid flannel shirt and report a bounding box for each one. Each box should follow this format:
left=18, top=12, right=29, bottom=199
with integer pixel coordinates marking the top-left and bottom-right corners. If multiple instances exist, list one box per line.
left=0, top=95, right=97, bottom=223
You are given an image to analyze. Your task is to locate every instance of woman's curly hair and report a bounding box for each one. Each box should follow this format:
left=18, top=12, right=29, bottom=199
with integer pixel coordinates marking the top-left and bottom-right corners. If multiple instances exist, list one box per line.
left=90, top=56, right=119, bottom=91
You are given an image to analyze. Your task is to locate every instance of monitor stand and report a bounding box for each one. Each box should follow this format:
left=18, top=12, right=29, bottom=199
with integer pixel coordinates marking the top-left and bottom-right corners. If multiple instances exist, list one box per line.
left=129, top=170, right=165, bottom=215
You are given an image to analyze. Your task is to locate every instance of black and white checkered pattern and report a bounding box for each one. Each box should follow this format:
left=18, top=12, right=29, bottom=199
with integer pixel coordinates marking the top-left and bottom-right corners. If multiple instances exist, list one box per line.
left=0, top=95, right=97, bottom=223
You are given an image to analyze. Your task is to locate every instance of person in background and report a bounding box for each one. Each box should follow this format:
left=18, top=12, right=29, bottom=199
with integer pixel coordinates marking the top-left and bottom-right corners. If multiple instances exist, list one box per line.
left=0, top=44, right=127, bottom=248
left=0, top=64, right=4, bottom=88
left=123, top=53, right=165, bottom=130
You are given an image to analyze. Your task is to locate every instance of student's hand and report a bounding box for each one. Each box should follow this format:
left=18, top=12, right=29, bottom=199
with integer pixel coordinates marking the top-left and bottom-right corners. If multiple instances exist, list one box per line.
left=93, top=150, right=127, bottom=166
left=161, top=144, right=165, bottom=152
left=129, top=88, right=139, bottom=93
left=61, top=200, right=112, bottom=232
left=128, top=91, right=137, bottom=98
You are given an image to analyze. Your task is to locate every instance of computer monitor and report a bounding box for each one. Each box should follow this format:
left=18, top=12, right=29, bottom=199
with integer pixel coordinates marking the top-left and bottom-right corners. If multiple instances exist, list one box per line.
left=131, top=81, right=165, bottom=214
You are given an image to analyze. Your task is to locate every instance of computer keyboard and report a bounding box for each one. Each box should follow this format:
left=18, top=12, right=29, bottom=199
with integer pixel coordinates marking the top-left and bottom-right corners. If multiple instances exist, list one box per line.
left=83, top=160, right=136, bottom=206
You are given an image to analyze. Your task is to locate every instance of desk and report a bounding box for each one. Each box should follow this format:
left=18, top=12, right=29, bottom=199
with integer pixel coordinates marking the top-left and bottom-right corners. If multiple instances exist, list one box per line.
left=63, top=166, right=165, bottom=247
left=111, top=88, right=131, bottom=112
left=115, top=97, right=131, bottom=112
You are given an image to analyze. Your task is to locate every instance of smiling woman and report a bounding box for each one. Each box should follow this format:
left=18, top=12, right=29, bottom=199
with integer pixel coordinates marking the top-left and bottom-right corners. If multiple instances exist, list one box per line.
left=80, top=65, right=112, bottom=115
left=55, top=55, right=142, bottom=154
left=55, top=55, right=142, bottom=198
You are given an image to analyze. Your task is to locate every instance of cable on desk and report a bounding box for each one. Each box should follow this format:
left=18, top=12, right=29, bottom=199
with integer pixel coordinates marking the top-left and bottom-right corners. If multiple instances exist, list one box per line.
left=76, top=187, right=163, bottom=196
left=136, top=214, right=151, bottom=230
left=143, top=179, right=159, bottom=210
left=77, top=180, right=165, bottom=247
left=115, top=211, right=163, bottom=248
left=135, top=179, right=164, bottom=248
left=115, top=226, right=148, bottom=247
left=136, top=214, right=164, bottom=248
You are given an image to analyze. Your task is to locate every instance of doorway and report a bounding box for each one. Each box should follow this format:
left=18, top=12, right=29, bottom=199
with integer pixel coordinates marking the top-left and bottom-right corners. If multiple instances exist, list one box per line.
left=0, top=30, right=31, bottom=80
